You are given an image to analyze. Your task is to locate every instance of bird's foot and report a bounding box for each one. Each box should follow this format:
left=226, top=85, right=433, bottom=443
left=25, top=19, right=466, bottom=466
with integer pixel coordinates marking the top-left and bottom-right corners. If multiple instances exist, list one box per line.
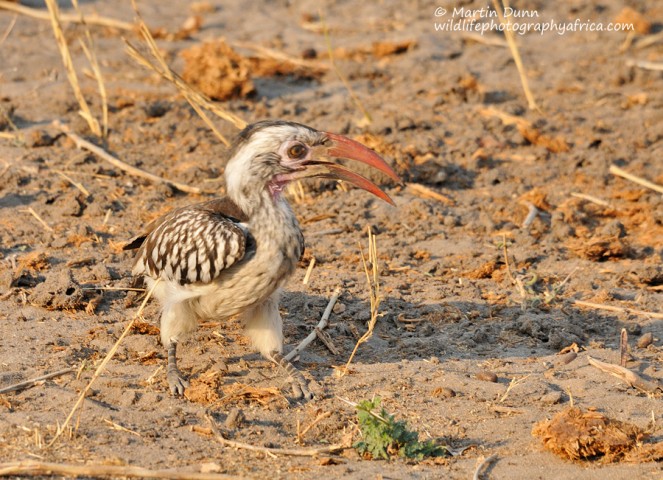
left=167, top=367, right=189, bottom=396
left=269, top=351, right=313, bottom=401
left=288, top=377, right=313, bottom=401
left=166, top=342, right=189, bottom=396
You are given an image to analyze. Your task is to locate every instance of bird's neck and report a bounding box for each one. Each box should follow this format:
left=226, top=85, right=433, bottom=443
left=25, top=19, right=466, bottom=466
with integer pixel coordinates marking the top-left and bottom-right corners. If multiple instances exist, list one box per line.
left=230, top=187, right=300, bottom=237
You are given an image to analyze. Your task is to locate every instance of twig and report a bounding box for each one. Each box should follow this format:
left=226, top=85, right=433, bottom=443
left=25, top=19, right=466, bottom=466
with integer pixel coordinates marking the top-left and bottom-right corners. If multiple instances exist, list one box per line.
left=609, top=164, right=663, bottom=194
left=206, top=414, right=344, bottom=456
left=302, top=257, right=316, bottom=285
left=72, top=0, right=109, bottom=139
left=0, top=1, right=135, bottom=31
left=501, top=234, right=515, bottom=285
left=491, top=0, right=538, bottom=111
left=0, top=368, right=76, bottom=395
left=461, top=32, right=507, bottom=47
left=570, top=192, right=612, bottom=208
left=315, top=327, right=340, bottom=356
left=587, top=356, right=661, bottom=395
left=406, top=182, right=455, bottom=206
left=47, top=279, right=161, bottom=447
left=54, top=121, right=202, bottom=194
left=284, top=288, right=341, bottom=362
left=0, top=11, right=16, bottom=45
left=473, top=454, right=498, bottom=480
left=44, top=0, right=101, bottom=137
left=0, top=460, right=235, bottom=479
left=521, top=202, right=539, bottom=229
left=54, top=170, right=90, bottom=197
left=296, top=411, right=332, bottom=444
left=620, top=328, right=628, bottom=367
left=570, top=299, right=663, bottom=319
left=232, top=41, right=328, bottom=73
left=626, top=59, right=663, bottom=71
left=635, top=31, right=663, bottom=50
left=498, top=375, right=531, bottom=403
left=22, top=207, right=54, bottom=232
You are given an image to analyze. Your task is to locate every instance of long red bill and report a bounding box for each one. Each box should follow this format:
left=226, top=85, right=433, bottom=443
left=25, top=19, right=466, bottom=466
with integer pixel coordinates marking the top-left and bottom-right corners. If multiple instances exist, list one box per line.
left=325, top=133, right=401, bottom=183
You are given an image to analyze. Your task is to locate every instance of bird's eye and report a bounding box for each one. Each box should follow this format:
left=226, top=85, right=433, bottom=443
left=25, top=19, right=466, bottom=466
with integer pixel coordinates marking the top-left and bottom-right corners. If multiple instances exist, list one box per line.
left=288, top=144, right=307, bottom=159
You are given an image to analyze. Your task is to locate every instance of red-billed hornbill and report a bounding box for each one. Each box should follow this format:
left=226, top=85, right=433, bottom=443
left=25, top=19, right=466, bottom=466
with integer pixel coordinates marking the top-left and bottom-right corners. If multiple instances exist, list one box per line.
left=124, top=120, right=399, bottom=399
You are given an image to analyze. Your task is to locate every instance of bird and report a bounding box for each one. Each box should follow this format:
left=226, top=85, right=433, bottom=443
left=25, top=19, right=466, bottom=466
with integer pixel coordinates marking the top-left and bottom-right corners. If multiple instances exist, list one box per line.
left=123, top=120, right=399, bottom=399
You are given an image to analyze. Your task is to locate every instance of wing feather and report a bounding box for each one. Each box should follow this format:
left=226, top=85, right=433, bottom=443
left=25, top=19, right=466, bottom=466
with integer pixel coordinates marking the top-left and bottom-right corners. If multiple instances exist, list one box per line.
left=128, top=199, right=251, bottom=285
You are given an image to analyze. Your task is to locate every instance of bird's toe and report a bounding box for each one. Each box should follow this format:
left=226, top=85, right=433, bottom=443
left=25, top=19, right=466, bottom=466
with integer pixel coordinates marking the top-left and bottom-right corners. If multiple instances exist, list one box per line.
left=167, top=370, right=190, bottom=396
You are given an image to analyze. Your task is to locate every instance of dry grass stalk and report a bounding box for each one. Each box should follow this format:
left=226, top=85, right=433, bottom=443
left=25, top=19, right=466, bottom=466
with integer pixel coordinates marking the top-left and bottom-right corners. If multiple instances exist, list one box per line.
left=206, top=414, right=345, bottom=457
left=570, top=192, right=612, bottom=208
left=0, top=11, right=16, bottom=45
left=54, top=170, right=90, bottom=197
left=126, top=1, right=246, bottom=145
left=342, top=227, right=382, bottom=374
left=0, top=368, right=75, bottom=395
left=71, top=0, right=108, bottom=138
left=0, top=0, right=135, bottom=31
left=47, top=278, right=161, bottom=447
left=44, top=0, right=101, bottom=137
left=609, top=164, right=663, bottom=194
left=55, top=121, right=202, bottom=194
left=587, top=356, right=661, bottom=395
left=406, top=182, right=455, bottom=205
left=22, top=207, right=53, bottom=232
left=296, top=411, right=333, bottom=444
left=285, top=288, right=341, bottom=362
left=0, top=460, right=237, bottom=479
left=491, top=0, right=539, bottom=111
left=302, top=257, right=316, bottom=285
left=320, top=9, right=372, bottom=125
left=571, top=299, right=663, bottom=319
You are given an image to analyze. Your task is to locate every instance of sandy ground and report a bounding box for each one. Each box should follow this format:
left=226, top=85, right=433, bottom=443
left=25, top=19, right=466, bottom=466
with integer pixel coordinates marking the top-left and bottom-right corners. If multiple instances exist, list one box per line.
left=1, top=1, right=662, bottom=479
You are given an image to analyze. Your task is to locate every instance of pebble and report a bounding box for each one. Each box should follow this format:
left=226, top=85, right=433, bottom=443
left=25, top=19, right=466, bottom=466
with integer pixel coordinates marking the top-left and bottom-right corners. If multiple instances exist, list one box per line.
left=540, top=391, right=563, bottom=405
left=636, top=332, right=654, bottom=348
left=432, top=386, right=456, bottom=398
left=556, top=351, right=577, bottom=366
left=224, top=407, right=245, bottom=430
left=475, top=371, right=498, bottom=383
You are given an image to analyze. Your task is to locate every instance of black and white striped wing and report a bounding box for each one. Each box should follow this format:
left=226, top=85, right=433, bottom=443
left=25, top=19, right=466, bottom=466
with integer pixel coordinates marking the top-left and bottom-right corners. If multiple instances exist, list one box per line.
left=133, top=205, right=249, bottom=285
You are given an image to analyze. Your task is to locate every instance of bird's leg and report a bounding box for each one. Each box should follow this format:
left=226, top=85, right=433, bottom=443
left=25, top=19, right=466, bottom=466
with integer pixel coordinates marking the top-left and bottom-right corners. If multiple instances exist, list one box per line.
left=166, top=342, right=189, bottom=395
left=269, top=351, right=313, bottom=400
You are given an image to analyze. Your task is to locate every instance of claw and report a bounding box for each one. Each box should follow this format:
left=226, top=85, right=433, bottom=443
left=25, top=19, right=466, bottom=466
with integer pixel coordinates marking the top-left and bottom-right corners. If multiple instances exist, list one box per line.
left=270, top=351, right=314, bottom=401
left=167, top=369, right=189, bottom=396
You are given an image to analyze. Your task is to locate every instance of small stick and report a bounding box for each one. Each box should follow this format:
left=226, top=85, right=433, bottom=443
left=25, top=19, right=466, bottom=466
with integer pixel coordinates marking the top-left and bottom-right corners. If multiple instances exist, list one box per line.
left=406, top=182, right=455, bottom=205
left=44, top=0, right=100, bottom=137
left=302, top=257, right=316, bottom=285
left=587, top=356, right=661, bottom=395
left=620, top=328, right=628, bottom=367
left=54, top=170, right=90, bottom=197
left=570, top=192, right=612, bottom=208
left=501, top=234, right=515, bottom=285
left=54, top=121, right=202, bottom=194
left=521, top=202, right=539, bottom=229
left=307, top=228, right=344, bottom=237
left=0, top=368, right=76, bottom=395
left=206, top=414, right=344, bottom=456
left=473, top=454, right=498, bottom=480
left=285, top=288, right=341, bottom=361
left=315, top=327, right=340, bottom=356
left=609, top=164, right=663, bottom=194
left=22, top=207, right=54, bottom=232
left=461, top=32, right=507, bottom=47
left=491, top=0, right=538, bottom=111
left=571, top=299, right=663, bottom=319
left=296, top=411, right=332, bottom=444
left=0, top=0, right=135, bottom=31
left=635, top=31, right=663, bottom=50
left=0, top=11, right=17, bottom=45
left=625, top=59, right=663, bottom=71
left=0, top=460, right=235, bottom=479
left=48, top=279, right=161, bottom=447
